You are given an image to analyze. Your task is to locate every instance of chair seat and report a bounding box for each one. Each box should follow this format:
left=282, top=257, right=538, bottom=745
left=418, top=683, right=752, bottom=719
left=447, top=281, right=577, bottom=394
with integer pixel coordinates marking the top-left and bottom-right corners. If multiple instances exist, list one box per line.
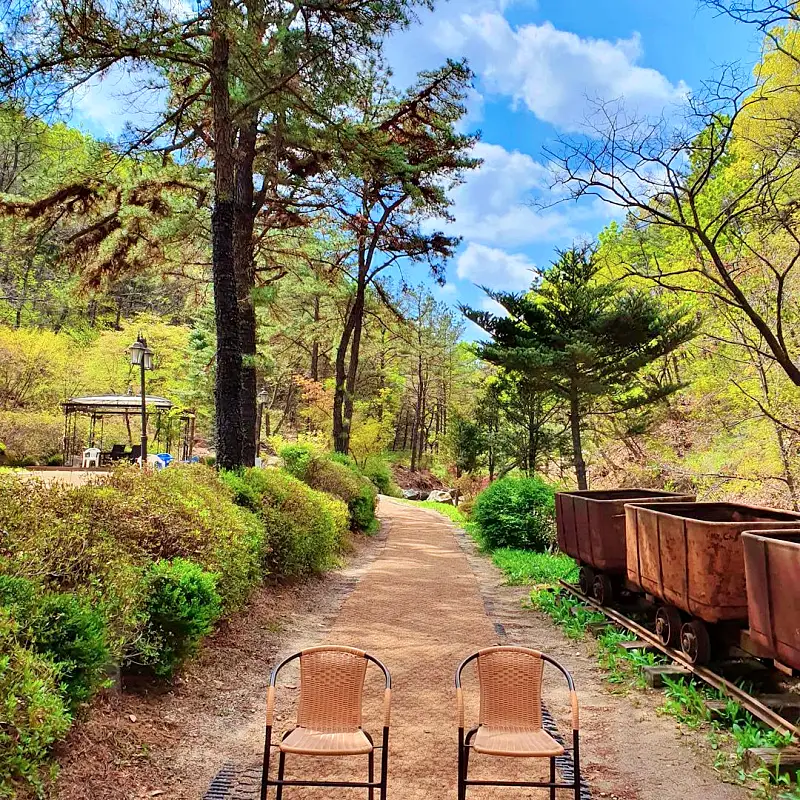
left=472, top=726, right=565, bottom=757
left=280, top=727, right=373, bottom=756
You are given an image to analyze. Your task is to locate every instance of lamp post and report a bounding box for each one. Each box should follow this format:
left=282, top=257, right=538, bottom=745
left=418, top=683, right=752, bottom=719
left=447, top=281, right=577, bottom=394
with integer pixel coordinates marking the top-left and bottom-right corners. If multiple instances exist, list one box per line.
left=257, top=387, right=269, bottom=460
left=129, top=334, right=153, bottom=465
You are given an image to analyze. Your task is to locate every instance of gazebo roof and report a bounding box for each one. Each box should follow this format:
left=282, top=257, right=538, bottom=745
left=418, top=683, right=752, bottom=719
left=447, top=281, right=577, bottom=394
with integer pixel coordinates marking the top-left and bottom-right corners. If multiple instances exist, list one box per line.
left=63, top=394, right=174, bottom=412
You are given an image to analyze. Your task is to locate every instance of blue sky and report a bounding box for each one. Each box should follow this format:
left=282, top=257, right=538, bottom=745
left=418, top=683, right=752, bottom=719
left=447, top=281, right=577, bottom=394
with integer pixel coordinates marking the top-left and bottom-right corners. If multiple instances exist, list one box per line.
left=383, top=0, right=762, bottom=333
left=68, top=0, right=762, bottom=336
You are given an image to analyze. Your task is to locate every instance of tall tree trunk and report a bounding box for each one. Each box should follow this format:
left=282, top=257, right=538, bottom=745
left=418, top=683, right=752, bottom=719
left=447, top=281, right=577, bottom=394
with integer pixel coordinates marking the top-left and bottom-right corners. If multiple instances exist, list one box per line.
left=333, top=300, right=357, bottom=453
left=310, top=295, right=320, bottom=380
left=234, top=112, right=259, bottom=466
left=568, top=385, right=587, bottom=490
left=210, top=0, right=243, bottom=470
left=333, top=276, right=366, bottom=454
left=527, top=408, right=538, bottom=478
left=342, top=283, right=366, bottom=448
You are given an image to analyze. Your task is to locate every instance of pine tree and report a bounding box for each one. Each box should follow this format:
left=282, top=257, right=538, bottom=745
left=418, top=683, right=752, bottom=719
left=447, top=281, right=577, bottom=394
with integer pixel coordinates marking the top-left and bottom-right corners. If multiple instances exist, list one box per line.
left=462, top=245, right=700, bottom=489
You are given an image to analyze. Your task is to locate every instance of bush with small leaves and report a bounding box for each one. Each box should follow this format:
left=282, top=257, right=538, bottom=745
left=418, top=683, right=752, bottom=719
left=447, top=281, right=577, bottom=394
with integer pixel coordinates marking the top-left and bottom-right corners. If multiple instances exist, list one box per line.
left=237, top=468, right=349, bottom=576
left=362, top=456, right=401, bottom=497
left=0, top=612, right=71, bottom=798
left=132, top=558, right=222, bottom=679
left=0, top=576, right=110, bottom=711
left=472, top=477, right=556, bottom=552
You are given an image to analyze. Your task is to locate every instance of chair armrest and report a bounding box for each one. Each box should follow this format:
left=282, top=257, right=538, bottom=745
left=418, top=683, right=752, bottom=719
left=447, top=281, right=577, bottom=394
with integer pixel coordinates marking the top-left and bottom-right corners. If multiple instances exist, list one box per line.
left=570, top=689, right=580, bottom=731
left=383, top=688, right=392, bottom=728
left=266, top=685, right=276, bottom=727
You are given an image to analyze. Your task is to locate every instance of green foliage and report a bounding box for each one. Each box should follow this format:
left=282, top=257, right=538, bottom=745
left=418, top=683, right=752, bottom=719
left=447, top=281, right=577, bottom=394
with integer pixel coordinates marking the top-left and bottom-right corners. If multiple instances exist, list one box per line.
left=529, top=588, right=606, bottom=639
left=280, top=443, right=316, bottom=481
left=133, top=558, right=222, bottom=679
left=28, top=593, right=110, bottom=710
left=445, top=414, right=486, bottom=476
left=291, top=453, right=378, bottom=532
left=235, top=468, right=348, bottom=577
left=490, top=548, right=578, bottom=586
left=472, top=476, right=556, bottom=551
left=463, top=245, right=699, bottom=486
left=362, top=456, right=401, bottom=497
left=1, top=575, right=110, bottom=710
left=0, top=466, right=265, bottom=677
left=0, top=613, right=71, bottom=799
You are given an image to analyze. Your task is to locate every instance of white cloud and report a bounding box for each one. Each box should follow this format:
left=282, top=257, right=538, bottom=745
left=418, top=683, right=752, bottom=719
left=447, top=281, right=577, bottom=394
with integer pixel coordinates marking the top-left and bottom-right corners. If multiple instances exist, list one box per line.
left=392, top=7, right=688, bottom=133
left=480, top=294, right=509, bottom=316
left=461, top=17, right=688, bottom=130
left=72, top=62, right=168, bottom=137
left=457, top=242, right=538, bottom=291
left=443, top=141, right=584, bottom=247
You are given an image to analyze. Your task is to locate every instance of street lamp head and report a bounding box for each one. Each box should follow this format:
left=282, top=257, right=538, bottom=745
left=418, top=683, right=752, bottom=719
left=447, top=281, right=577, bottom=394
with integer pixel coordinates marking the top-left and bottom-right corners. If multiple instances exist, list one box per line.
left=258, top=388, right=270, bottom=405
left=129, top=334, right=153, bottom=370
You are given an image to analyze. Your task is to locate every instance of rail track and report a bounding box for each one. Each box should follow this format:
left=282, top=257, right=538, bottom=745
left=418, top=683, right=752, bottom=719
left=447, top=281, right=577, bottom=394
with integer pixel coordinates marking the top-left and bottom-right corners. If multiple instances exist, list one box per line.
left=558, top=580, right=800, bottom=740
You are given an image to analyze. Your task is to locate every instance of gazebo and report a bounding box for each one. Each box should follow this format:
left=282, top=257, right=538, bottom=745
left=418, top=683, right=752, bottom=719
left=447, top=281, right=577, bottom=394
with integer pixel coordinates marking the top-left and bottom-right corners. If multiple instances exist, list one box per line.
left=62, top=394, right=195, bottom=467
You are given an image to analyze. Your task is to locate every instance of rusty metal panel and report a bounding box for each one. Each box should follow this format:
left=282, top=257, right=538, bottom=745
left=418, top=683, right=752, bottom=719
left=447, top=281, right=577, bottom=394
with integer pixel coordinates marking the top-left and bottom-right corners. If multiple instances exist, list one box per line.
left=573, top=496, right=593, bottom=564
left=555, top=489, right=693, bottom=574
left=627, top=504, right=800, bottom=624
left=556, top=493, right=566, bottom=553
left=634, top=505, right=664, bottom=597
left=625, top=504, right=642, bottom=587
left=557, top=494, right=579, bottom=560
left=743, top=531, right=800, bottom=671
left=657, top=513, right=689, bottom=611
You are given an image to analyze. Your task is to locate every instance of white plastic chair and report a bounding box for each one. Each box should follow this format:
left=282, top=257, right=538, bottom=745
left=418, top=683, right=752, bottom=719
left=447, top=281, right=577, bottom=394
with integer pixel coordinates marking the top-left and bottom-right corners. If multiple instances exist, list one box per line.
left=82, top=447, right=101, bottom=468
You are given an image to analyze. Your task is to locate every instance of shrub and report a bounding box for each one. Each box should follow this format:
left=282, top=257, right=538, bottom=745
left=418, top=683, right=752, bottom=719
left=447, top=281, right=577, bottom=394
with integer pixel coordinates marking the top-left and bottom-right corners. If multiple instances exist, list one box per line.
left=472, top=476, right=556, bottom=552
left=238, top=468, right=348, bottom=576
left=0, top=466, right=265, bottom=678
left=104, top=466, right=265, bottom=611
left=0, top=411, right=64, bottom=465
left=0, top=613, right=71, bottom=798
left=29, top=593, right=111, bottom=710
left=133, top=558, right=222, bottom=679
left=304, top=458, right=378, bottom=532
left=280, top=443, right=316, bottom=481
left=1, top=576, right=110, bottom=710
left=362, top=456, right=401, bottom=497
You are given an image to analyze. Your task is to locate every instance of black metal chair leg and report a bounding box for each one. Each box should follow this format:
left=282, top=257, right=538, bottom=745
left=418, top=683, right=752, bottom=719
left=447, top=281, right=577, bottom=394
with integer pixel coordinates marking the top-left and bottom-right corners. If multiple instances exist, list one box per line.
left=573, top=730, right=581, bottom=800
left=380, top=726, right=389, bottom=800
left=461, top=728, right=476, bottom=800
left=260, top=726, right=272, bottom=800
left=368, top=749, right=375, bottom=800
left=275, top=751, right=285, bottom=800
left=457, top=729, right=465, bottom=800
left=550, top=757, right=556, bottom=800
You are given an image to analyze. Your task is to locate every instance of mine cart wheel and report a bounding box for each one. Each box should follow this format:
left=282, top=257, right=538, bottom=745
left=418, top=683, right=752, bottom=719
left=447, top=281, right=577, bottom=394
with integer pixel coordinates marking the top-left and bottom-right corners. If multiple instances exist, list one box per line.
left=592, top=573, right=614, bottom=606
left=655, top=605, right=683, bottom=647
left=578, top=566, right=595, bottom=596
left=680, top=620, right=712, bottom=665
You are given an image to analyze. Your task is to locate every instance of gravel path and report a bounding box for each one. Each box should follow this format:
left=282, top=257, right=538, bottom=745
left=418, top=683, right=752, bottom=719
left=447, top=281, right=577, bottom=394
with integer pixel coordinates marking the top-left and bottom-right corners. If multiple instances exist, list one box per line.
left=214, top=498, right=748, bottom=799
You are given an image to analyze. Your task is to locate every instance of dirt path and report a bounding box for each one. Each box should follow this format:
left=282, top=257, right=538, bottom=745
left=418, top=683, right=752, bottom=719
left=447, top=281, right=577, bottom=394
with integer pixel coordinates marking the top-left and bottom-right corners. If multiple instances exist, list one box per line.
left=213, top=499, right=748, bottom=800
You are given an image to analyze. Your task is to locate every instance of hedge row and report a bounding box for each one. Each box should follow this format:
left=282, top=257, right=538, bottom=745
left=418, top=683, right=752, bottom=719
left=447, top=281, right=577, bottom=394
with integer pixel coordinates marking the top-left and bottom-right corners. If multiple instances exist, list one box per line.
left=280, top=445, right=379, bottom=532
left=0, top=463, right=351, bottom=798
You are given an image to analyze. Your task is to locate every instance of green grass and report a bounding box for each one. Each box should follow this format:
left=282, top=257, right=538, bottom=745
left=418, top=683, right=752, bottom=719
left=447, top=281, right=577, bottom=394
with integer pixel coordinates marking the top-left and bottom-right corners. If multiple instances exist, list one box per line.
left=529, top=588, right=606, bottom=639
left=491, top=548, right=578, bottom=585
left=395, top=497, right=469, bottom=526
left=397, top=499, right=577, bottom=587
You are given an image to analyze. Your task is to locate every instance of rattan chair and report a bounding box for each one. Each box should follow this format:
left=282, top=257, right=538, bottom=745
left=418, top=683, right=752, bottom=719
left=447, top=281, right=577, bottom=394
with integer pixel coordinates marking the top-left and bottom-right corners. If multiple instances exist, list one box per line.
left=260, top=646, right=391, bottom=799
left=455, top=646, right=581, bottom=800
